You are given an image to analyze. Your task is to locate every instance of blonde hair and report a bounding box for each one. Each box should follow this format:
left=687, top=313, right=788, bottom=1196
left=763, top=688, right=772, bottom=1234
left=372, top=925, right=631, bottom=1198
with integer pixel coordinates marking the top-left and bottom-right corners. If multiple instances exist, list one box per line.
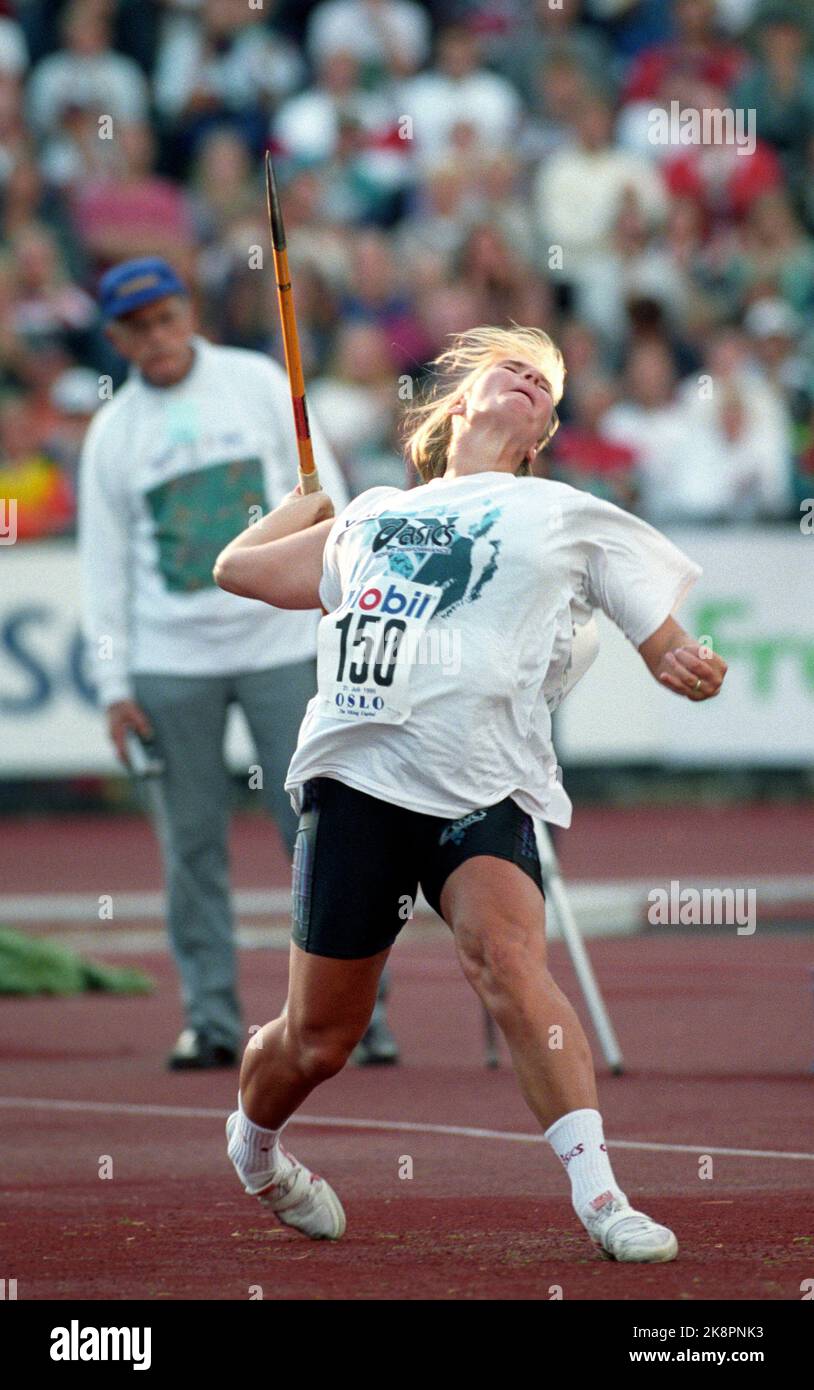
left=403, top=323, right=566, bottom=482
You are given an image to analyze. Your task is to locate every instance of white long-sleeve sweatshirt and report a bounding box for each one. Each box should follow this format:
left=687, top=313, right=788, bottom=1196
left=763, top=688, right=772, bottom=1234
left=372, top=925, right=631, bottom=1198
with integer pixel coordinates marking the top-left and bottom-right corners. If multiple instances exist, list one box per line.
left=77, top=336, right=349, bottom=708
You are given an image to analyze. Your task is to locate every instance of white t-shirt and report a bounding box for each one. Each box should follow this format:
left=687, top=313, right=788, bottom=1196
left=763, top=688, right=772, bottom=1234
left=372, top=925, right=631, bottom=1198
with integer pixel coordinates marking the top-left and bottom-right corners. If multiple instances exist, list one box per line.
left=306, top=0, right=430, bottom=70
left=27, top=52, right=149, bottom=135
left=398, top=70, right=523, bottom=166
left=533, top=146, right=668, bottom=270
left=285, top=472, right=701, bottom=826
left=78, top=337, right=348, bottom=707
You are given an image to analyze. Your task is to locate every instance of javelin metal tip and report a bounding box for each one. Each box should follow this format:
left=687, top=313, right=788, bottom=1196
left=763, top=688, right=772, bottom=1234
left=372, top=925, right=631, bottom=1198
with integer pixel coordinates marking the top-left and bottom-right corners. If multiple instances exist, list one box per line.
left=264, top=150, right=286, bottom=252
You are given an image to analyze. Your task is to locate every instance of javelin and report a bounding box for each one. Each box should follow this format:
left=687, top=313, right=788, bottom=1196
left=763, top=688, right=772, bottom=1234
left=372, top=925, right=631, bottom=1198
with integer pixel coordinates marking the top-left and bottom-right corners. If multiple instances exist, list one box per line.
left=264, top=150, right=321, bottom=494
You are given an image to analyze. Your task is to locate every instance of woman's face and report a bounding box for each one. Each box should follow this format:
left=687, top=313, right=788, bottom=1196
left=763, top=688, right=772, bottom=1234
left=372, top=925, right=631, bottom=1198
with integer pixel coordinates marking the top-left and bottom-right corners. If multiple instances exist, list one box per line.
left=458, top=358, right=556, bottom=456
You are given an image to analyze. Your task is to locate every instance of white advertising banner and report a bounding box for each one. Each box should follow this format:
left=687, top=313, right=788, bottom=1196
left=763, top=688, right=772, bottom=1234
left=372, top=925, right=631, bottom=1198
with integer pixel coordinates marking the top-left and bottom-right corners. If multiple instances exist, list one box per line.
left=0, top=528, right=811, bottom=776
left=0, top=541, right=255, bottom=777
left=557, top=527, right=814, bottom=765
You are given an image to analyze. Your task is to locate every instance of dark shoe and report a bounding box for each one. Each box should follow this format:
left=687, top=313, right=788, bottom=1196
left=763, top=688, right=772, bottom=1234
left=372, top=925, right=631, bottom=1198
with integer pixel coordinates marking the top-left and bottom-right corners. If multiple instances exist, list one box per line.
left=352, top=1010, right=400, bottom=1066
left=167, top=1028, right=238, bottom=1071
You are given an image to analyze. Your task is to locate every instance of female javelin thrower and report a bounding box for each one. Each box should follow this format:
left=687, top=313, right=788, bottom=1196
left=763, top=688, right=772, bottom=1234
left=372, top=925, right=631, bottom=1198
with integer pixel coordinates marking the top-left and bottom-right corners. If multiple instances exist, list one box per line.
left=214, top=325, right=726, bottom=1263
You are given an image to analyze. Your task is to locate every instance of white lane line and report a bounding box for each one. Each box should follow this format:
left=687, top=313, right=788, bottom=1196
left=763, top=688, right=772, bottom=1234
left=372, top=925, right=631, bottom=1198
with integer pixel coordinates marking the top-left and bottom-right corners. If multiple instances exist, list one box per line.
left=4, top=875, right=813, bottom=921
left=0, top=889, right=294, bottom=922
left=4, top=873, right=812, bottom=947
left=0, top=1096, right=812, bottom=1163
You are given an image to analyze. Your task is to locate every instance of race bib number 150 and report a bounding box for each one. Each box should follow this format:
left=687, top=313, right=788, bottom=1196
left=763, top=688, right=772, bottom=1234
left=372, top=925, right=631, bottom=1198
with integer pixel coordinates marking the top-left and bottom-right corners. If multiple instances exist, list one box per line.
left=316, top=575, right=443, bottom=724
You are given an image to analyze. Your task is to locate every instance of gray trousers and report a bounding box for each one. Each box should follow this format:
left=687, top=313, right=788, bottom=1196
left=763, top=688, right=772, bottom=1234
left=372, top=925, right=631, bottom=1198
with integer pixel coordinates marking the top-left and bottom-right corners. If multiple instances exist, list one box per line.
left=132, top=660, right=316, bottom=1048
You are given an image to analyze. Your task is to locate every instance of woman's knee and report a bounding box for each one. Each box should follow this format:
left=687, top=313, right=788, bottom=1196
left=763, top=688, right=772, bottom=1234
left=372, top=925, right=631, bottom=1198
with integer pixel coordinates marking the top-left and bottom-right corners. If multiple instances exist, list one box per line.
left=284, top=1019, right=361, bottom=1081
left=456, top=917, right=547, bottom=1004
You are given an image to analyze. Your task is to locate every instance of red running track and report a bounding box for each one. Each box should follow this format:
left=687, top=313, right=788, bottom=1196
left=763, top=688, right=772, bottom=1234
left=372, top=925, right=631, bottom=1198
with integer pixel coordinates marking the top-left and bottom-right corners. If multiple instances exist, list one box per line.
left=2, top=933, right=813, bottom=1301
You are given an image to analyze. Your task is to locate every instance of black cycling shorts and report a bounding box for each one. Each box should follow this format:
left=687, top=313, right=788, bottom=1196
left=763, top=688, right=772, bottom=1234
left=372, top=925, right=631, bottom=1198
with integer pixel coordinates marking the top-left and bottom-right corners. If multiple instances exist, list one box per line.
left=290, top=776, right=544, bottom=959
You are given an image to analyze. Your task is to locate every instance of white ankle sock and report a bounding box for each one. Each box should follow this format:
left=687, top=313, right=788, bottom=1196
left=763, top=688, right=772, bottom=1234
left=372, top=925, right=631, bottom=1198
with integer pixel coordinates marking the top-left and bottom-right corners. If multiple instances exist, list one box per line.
left=228, top=1094, right=285, bottom=1177
left=544, top=1108, right=626, bottom=1219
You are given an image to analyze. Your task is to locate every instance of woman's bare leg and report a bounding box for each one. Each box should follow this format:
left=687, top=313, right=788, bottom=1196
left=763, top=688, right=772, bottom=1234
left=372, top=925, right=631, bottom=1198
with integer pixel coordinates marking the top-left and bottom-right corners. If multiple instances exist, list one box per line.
left=440, top=855, right=677, bottom=1260
left=239, top=942, right=389, bottom=1129
left=441, top=855, right=597, bottom=1129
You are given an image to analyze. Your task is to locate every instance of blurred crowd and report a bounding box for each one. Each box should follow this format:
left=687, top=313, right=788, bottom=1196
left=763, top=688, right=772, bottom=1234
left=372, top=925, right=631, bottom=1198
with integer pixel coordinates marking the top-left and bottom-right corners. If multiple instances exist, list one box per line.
left=2, top=0, right=814, bottom=537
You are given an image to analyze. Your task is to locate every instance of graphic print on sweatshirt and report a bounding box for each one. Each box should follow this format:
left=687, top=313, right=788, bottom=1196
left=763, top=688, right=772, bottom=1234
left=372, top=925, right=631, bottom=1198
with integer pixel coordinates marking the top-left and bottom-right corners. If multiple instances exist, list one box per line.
left=360, top=504, right=503, bottom=619
left=145, top=458, right=267, bottom=592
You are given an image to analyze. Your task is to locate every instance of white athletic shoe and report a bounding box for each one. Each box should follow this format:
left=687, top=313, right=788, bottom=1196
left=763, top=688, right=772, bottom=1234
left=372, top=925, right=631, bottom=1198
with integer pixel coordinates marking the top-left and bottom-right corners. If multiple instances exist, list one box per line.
left=225, top=1112, right=346, bottom=1240
left=581, top=1190, right=678, bottom=1263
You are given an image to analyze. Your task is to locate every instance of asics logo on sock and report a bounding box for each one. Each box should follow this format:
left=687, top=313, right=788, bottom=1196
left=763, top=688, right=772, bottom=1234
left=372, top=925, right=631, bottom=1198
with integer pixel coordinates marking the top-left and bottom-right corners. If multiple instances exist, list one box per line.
left=559, top=1141, right=607, bottom=1167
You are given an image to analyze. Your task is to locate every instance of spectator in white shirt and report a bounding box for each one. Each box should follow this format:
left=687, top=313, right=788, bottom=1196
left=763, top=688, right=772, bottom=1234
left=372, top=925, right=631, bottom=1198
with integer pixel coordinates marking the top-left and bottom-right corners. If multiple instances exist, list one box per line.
left=400, top=23, right=523, bottom=170
left=27, top=0, right=149, bottom=139
left=274, top=45, right=399, bottom=159
left=78, top=257, right=350, bottom=1070
left=306, top=0, right=430, bottom=79
left=743, top=296, right=812, bottom=398
left=576, top=188, right=689, bottom=341
left=601, top=339, right=688, bottom=523
left=604, top=333, right=793, bottom=523
left=153, top=0, right=303, bottom=139
left=533, top=93, right=667, bottom=293
left=676, top=328, right=793, bottom=520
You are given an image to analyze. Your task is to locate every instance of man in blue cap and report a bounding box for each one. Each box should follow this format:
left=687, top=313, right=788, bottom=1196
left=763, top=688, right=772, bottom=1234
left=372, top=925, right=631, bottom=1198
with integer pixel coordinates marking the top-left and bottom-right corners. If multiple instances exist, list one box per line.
left=78, top=257, right=399, bottom=1069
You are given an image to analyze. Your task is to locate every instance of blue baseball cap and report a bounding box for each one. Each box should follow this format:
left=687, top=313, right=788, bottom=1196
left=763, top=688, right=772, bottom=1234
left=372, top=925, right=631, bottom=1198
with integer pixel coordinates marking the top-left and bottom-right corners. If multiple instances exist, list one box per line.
left=98, top=257, right=188, bottom=321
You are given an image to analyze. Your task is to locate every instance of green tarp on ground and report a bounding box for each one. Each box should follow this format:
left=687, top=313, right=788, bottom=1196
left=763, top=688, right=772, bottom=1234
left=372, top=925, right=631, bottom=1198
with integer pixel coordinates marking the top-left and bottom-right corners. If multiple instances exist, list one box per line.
left=0, top=928, right=154, bottom=996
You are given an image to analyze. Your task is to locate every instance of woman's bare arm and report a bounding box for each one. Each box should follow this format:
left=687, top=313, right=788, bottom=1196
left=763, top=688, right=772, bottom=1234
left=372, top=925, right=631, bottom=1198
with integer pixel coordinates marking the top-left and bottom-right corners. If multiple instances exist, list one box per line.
left=639, top=615, right=727, bottom=702
left=213, top=491, right=335, bottom=609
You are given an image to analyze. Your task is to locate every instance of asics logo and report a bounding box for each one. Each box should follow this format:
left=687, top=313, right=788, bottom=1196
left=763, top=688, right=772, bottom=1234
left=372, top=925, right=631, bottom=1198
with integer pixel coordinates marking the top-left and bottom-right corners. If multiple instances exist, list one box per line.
left=439, top=810, right=487, bottom=845
left=371, top=516, right=456, bottom=553
left=559, top=1141, right=607, bottom=1168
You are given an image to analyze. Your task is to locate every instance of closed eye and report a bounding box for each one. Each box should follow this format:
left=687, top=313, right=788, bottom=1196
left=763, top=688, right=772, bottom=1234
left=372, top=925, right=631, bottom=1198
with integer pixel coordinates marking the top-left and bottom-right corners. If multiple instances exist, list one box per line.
left=504, top=360, right=552, bottom=397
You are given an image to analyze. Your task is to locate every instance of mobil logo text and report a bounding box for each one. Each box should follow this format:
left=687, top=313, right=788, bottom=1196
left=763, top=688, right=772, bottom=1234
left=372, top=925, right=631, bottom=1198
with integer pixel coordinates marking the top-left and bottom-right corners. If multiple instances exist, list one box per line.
left=345, top=582, right=436, bottom=621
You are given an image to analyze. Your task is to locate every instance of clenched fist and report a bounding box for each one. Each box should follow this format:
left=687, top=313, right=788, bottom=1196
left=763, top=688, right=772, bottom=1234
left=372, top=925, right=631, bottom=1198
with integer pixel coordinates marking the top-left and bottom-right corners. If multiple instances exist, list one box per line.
left=658, top=642, right=727, bottom=702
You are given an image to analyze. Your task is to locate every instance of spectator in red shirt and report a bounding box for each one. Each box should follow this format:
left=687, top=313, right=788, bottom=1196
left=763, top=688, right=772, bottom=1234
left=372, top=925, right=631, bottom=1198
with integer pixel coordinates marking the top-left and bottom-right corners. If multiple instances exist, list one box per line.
left=663, top=81, right=783, bottom=227
left=71, top=121, right=195, bottom=276
left=623, top=0, right=748, bottom=103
